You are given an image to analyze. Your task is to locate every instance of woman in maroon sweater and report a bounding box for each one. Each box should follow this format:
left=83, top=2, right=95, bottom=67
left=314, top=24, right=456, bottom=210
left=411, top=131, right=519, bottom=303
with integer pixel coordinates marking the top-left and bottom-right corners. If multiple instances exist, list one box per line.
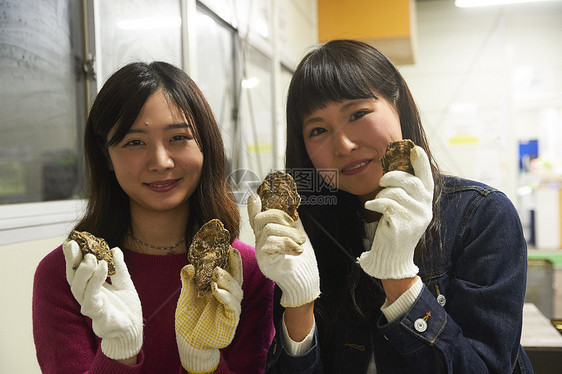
left=32, top=61, right=274, bottom=373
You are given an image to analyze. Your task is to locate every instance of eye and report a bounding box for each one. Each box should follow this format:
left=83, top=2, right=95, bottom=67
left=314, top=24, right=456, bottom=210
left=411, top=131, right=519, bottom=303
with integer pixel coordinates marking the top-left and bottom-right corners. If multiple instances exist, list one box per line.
left=170, top=124, right=196, bottom=142
left=170, top=130, right=196, bottom=142
left=308, top=127, right=327, bottom=137
left=124, top=139, right=144, bottom=147
left=171, top=135, right=188, bottom=142
left=350, top=110, right=369, bottom=121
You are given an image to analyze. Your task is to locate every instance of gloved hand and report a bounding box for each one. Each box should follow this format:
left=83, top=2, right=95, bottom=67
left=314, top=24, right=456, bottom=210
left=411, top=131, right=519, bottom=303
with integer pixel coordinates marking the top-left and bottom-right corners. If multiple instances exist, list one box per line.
left=175, top=247, right=243, bottom=374
left=63, top=239, right=143, bottom=360
left=247, top=193, right=320, bottom=308
left=357, top=145, right=434, bottom=279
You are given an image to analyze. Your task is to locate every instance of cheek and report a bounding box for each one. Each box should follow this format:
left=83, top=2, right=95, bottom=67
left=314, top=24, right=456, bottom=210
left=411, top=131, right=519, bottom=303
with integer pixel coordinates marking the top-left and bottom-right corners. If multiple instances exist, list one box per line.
left=384, top=113, right=403, bottom=140
left=112, top=162, right=134, bottom=187
left=107, top=154, right=140, bottom=190
left=305, top=145, right=339, bottom=189
left=182, top=150, right=204, bottom=175
left=305, top=142, right=330, bottom=170
left=109, top=153, right=134, bottom=174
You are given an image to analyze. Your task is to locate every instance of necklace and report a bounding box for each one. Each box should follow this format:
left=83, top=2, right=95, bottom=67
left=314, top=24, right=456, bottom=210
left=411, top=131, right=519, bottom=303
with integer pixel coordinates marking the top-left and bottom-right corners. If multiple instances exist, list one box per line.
left=129, top=232, right=185, bottom=255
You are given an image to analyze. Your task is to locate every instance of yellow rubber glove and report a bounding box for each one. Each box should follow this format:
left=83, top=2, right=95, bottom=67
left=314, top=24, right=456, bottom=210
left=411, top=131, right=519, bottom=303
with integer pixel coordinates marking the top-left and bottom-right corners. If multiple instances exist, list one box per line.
left=175, top=247, right=243, bottom=373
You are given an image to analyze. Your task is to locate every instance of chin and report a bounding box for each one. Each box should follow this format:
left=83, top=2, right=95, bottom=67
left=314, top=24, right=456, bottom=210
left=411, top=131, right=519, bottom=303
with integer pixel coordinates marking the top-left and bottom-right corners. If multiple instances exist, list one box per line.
left=149, top=197, right=190, bottom=212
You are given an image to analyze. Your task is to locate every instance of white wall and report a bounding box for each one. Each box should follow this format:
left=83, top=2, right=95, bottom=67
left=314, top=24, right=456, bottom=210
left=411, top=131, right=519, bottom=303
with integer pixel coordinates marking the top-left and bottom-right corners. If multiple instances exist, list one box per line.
left=399, top=0, right=562, bottom=205
left=0, top=236, right=64, bottom=373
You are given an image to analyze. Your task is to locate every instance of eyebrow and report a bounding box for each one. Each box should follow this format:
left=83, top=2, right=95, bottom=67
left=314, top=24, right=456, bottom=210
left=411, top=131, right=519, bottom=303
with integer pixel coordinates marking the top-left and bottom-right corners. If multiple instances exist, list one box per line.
left=126, top=123, right=190, bottom=134
left=303, top=116, right=323, bottom=126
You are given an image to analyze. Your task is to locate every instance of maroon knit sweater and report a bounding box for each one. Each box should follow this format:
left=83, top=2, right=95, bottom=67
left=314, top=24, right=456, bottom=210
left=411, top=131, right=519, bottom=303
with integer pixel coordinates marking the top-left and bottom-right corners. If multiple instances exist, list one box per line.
left=32, top=239, right=275, bottom=373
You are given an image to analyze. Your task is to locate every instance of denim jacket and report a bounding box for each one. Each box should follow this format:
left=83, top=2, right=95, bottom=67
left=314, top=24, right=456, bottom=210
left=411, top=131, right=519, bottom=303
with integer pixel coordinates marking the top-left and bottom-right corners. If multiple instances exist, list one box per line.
left=265, top=176, right=534, bottom=373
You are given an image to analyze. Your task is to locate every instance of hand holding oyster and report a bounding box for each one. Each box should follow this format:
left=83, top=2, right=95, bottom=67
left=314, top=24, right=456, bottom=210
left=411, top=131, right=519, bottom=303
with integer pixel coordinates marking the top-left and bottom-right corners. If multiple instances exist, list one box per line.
left=381, top=139, right=415, bottom=175
left=68, top=230, right=116, bottom=276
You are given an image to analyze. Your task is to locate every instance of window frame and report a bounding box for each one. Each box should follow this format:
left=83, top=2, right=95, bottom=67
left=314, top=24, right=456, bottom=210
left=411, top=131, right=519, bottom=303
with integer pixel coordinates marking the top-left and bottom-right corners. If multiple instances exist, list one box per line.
left=0, top=200, right=87, bottom=245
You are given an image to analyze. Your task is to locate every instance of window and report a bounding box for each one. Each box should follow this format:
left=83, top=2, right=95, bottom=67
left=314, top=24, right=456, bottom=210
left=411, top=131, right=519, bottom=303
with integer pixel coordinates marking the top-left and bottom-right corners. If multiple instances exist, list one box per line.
left=0, top=0, right=290, bottom=244
left=237, top=44, right=273, bottom=180
left=195, top=6, right=236, bottom=174
left=93, top=0, right=183, bottom=88
left=0, top=0, right=85, bottom=204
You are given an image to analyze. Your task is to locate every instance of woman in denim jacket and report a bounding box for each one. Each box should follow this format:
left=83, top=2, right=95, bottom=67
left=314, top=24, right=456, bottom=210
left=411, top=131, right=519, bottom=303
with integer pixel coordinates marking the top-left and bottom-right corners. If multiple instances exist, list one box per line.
left=247, top=40, right=534, bottom=373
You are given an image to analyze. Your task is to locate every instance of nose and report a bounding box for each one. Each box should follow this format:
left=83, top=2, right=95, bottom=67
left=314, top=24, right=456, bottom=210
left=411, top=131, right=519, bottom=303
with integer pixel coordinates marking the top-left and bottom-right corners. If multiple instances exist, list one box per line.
left=148, top=144, right=174, bottom=172
left=333, top=127, right=357, bottom=157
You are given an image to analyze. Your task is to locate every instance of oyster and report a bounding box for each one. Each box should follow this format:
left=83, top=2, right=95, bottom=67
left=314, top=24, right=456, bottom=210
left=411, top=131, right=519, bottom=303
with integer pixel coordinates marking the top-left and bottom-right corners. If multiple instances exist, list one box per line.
left=256, top=171, right=301, bottom=221
left=188, top=219, right=231, bottom=297
left=68, top=230, right=115, bottom=276
left=381, top=139, right=415, bottom=174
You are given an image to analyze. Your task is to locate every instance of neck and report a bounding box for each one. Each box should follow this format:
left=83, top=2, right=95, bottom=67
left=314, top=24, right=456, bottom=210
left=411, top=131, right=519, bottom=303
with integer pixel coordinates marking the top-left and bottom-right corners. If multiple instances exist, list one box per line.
left=127, top=204, right=190, bottom=255
left=361, top=209, right=382, bottom=223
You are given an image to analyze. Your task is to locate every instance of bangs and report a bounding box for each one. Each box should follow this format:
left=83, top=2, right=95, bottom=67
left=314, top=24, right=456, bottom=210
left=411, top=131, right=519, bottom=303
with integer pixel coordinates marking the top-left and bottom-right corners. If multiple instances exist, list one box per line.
left=292, top=50, right=376, bottom=121
left=107, top=96, right=150, bottom=146
left=105, top=72, right=159, bottom=147
left=163, top=89, right=203, bottom=150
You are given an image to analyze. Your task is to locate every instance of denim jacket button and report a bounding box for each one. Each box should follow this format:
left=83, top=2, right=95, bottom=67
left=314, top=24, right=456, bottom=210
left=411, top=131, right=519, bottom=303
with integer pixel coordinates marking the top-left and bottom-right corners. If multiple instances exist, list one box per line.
left=414, top=318, right=427, bottom=332
left=437, top=294, right=446, bottom=307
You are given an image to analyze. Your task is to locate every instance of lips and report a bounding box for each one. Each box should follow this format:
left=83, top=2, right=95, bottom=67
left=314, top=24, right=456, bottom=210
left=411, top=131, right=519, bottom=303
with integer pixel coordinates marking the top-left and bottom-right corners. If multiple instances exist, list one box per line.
left=144, top=179, right=181, bottom=192
left=341, top=160, right=371, bottom=175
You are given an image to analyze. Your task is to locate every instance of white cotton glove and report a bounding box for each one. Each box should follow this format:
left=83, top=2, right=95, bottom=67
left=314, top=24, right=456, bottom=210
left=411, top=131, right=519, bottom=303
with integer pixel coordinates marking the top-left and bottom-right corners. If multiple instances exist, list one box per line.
left=63, top=240, right=143, bottom=360
left=358, top=145, right=434, bottom=279
left=247, top=193, right=320, bottom=308
left=175, top=248, right=243, bottom=374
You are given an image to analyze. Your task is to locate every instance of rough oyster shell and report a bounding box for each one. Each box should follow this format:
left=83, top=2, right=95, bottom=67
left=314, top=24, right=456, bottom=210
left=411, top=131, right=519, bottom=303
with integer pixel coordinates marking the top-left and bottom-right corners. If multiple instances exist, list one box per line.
left=188, top=219, right=231, bottom=297
left=256, top=171, right=301, bottom=221
left=381, top=139, right=415, bottom=174
left=68, top=230, right=115, bottom=276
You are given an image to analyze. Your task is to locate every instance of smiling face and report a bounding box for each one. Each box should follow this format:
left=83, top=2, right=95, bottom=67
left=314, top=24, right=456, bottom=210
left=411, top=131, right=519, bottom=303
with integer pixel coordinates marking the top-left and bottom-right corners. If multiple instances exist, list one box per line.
left=107, top=90, right=204, bottom=217
left=302, top=96, right=402, bottom=202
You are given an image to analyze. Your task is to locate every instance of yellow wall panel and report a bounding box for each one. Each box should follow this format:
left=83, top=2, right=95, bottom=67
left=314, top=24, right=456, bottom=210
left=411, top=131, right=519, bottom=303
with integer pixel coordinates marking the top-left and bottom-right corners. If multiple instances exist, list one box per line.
left=317, top=0, right=416, bottom=65
left=318, top=0, right=412, bottom=41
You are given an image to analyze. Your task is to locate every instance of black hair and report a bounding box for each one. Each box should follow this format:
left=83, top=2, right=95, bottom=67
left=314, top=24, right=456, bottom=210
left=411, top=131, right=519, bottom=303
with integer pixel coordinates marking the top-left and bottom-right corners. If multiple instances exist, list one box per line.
left=285, top=40, right=443, bottom=326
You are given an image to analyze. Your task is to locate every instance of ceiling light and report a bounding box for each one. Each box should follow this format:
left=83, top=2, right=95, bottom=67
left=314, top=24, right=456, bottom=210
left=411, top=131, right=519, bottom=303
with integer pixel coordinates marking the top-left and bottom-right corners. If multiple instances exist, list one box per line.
left=241, top=77, right=259, bottom=89
left=456, top=0, right=559, bottom=7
